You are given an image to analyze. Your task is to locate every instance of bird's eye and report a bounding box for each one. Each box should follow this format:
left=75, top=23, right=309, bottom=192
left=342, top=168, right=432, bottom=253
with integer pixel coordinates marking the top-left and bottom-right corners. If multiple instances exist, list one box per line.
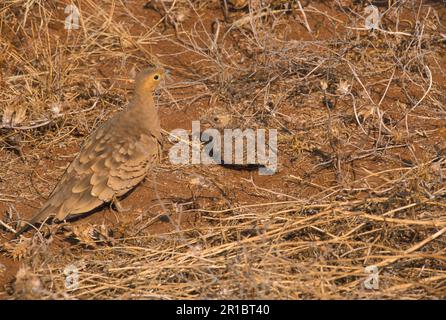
left=153, top=74, right=160, bottom=81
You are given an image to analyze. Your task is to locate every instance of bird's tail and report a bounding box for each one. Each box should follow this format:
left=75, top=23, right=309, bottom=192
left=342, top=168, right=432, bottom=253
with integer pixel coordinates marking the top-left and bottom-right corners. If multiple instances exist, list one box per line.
left=14, top=204, right=53, bottom=238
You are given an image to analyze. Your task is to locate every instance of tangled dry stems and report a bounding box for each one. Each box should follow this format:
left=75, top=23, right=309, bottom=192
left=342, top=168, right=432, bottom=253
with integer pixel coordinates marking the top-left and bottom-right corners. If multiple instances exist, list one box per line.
left=1, top=0, right=446, bottom=299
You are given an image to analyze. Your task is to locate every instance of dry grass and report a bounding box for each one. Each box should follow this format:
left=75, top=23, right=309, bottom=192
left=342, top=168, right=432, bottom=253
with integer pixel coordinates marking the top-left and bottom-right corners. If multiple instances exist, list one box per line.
left=1, top=0, right=446, bottom=299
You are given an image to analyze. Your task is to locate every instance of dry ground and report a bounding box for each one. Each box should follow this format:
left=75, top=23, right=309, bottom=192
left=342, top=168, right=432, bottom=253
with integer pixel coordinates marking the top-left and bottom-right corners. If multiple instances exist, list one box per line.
left=1, top=0, right=446, bottom=299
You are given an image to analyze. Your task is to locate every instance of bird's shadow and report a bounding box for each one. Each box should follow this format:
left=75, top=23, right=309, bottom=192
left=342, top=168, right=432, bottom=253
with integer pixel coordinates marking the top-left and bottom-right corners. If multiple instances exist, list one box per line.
left=17, top=187, right=139, bottom=238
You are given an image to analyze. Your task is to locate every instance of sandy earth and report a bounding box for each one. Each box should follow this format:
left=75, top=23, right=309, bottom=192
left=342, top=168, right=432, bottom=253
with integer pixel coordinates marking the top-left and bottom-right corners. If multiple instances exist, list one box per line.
left=1, top=0, right=446, bottom=299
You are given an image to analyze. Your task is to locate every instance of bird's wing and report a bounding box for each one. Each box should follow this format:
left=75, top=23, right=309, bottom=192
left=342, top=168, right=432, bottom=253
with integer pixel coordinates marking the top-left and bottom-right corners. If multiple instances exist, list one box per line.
left=52, top=129, right=160, bottom=221
left=18, top=121, right=160, bottom=233
left=105, top=133, right=161, bottom=198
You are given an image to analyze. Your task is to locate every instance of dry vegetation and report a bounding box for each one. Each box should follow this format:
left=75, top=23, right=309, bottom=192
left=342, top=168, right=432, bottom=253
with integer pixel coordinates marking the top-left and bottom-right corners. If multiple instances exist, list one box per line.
left=1, top=0, right=446, bottom=299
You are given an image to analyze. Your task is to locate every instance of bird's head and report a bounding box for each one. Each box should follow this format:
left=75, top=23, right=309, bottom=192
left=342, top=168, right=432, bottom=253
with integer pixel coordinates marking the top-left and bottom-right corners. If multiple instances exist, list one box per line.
left=134, top=67, right=166, bottom=94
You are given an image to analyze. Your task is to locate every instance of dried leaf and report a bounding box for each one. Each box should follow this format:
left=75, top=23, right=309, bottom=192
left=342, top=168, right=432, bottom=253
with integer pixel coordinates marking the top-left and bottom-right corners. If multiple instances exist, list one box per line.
left=337, top=80, right=351, bottom=95
left=2, top=105, right=27, bottom=127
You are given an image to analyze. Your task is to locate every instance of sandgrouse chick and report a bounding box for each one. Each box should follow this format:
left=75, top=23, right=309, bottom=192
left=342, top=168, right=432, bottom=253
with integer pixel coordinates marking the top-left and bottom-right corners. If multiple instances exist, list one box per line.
left=15, top=68, right=165, bottom=237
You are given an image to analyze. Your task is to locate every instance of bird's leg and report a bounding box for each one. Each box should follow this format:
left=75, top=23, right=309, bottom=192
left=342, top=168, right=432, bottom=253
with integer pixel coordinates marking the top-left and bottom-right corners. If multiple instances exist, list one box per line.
left=111, top=195, right=130, bottom=213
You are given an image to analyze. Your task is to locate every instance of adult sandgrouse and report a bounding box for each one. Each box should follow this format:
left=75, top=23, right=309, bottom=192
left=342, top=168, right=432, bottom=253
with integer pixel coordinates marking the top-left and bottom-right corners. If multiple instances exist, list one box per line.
left=15, top=67, right=165, bottom=237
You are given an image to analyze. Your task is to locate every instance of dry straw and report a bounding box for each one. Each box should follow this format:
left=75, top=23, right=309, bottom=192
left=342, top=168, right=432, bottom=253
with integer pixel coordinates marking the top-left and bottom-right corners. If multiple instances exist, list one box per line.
left=1, top=0, right=446, bottom=299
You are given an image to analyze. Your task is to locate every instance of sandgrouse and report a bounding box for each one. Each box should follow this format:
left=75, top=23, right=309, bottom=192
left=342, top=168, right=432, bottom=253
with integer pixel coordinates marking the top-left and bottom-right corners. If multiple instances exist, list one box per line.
left=15, top=67, right=165, bottom=237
